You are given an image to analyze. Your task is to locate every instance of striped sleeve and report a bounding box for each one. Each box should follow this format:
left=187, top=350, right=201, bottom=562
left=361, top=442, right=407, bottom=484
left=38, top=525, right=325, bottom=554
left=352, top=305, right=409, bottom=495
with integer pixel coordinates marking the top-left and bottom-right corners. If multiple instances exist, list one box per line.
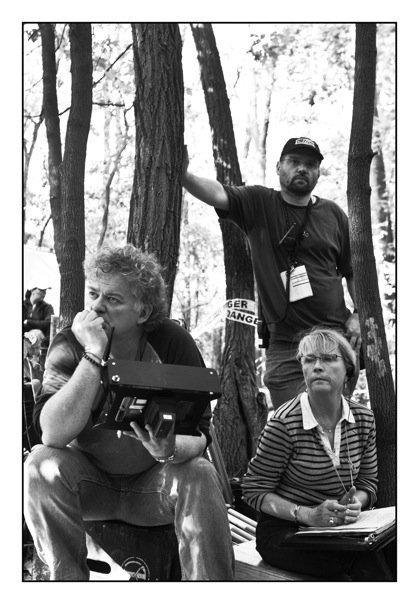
left=352, top=407, right=378, bottom=506
left=241, top=415, right=293, bottom=511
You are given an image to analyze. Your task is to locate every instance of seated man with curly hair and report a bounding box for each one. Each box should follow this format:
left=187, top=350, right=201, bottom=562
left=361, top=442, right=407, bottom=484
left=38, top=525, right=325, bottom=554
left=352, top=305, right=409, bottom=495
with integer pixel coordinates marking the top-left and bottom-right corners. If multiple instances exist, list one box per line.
left=24, top=244, right=234, bottom=581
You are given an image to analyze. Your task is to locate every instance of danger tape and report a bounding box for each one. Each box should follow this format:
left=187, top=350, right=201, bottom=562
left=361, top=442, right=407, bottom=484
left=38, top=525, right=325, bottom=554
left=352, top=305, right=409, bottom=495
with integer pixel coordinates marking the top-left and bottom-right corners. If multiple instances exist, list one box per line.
left=226, top=299, right=257, bottom=327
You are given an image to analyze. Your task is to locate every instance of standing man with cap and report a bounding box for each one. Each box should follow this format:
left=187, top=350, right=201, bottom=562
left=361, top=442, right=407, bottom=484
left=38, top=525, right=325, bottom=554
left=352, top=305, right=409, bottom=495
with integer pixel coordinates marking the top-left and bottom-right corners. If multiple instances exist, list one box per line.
left=182, top=137, right=360, bottom=409
left=23, top=287, right=54, bottom=346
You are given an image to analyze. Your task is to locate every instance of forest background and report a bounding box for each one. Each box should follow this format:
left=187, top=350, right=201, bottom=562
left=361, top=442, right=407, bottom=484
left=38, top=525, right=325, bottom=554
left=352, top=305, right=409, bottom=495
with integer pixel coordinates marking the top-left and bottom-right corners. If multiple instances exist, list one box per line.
left=23, top=22, right=395, bottom=406
left=8, top=7, right=419, bottom=597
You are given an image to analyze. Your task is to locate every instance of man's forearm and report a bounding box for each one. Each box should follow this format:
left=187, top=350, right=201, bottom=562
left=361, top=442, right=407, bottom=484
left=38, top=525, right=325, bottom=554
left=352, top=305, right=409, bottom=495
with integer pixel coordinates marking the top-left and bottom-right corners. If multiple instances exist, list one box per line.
left=40, top=359, right=102, bottom=447
left=182, top=171, right=229, bottom=210
left=172, top=433, right=207, bottom=463
left=346, top=275, right=357, bottom=309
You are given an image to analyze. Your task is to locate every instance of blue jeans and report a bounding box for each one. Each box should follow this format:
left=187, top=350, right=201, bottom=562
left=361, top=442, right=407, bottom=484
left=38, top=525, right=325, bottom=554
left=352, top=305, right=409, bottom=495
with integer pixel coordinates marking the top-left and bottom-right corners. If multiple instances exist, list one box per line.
left=24, top=445, right=234, bottom=581
left=263, top=340, right=306, bottom=410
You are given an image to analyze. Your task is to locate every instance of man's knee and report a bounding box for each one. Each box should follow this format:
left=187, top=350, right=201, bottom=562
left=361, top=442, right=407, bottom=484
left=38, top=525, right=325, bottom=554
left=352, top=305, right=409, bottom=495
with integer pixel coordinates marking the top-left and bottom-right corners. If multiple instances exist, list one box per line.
left=172, top=456, right=219, bottom=487
left=175, top=456, right=214, bottom=475
left=24, top=444, right=73, bottom=493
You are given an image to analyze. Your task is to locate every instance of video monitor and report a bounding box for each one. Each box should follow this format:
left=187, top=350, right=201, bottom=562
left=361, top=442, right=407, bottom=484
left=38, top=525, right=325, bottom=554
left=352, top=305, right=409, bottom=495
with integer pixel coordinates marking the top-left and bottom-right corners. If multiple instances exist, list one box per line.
left=93, top=359, right=221, bottom=437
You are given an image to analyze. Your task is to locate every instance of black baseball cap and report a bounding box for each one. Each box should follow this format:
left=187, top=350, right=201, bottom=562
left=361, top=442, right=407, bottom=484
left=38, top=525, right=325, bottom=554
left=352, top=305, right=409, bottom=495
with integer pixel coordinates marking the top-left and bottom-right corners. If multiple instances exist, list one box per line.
left=280, top=137, right=324, bottom=161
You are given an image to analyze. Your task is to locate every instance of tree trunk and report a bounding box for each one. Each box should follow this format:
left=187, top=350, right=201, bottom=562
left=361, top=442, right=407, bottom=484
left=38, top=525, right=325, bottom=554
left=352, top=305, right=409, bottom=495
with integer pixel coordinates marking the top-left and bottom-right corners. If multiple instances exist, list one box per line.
left=370, top=106, right=395, bottom=324
left=23, top=114, right=44, bottom=229
left=191, top=23, right=268, bottom=477
left=260, top=72, right=276, bottom=183
left=59, top=23, right=93, bottom=326
left=98, top=106, right=129, bottom=249
left=347, top=23, right=395, bottom=507
left=371, top=101, right=395, bottom=262
left=127, top=24, right=184, bottom=311
left=39, top=23, right=63, bottom=266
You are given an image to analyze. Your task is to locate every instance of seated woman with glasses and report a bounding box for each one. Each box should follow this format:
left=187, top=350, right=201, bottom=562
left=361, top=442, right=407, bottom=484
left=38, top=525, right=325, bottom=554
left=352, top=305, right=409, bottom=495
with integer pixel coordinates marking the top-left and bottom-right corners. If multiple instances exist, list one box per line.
left=242, top=327, right=393, bottom=580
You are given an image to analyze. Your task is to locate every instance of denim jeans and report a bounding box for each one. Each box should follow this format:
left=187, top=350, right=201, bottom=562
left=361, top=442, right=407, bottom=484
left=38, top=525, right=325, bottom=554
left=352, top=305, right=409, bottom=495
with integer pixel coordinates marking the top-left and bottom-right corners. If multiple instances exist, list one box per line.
left=24, top=444, right=234, bottom=581
left=263, top=340, right=306, bottom=410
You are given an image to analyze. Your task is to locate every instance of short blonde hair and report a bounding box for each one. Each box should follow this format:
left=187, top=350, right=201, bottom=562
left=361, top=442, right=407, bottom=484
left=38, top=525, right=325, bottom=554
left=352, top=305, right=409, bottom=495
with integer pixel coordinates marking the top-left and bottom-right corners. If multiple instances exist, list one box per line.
left=296, top=327, right=356, bottom=378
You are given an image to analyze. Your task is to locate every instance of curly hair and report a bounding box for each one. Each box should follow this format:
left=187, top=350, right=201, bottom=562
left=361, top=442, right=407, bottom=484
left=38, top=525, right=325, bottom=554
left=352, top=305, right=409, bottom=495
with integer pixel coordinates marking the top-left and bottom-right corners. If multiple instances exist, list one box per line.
left=296, top=327, right=356, bottom=379
left=84, top=244, right=168, bottom=332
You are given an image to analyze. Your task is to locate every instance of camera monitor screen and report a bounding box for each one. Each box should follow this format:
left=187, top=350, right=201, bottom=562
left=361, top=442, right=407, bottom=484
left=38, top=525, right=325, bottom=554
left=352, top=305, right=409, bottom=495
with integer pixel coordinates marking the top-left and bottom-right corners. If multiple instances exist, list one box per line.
left=93, top=359, right=221, bottom=436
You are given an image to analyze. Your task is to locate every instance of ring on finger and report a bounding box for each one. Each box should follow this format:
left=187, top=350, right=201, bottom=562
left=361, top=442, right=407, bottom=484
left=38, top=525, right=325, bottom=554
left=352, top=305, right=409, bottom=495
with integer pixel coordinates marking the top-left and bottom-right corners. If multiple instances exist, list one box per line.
left=329, top=516, right=336, bottom=525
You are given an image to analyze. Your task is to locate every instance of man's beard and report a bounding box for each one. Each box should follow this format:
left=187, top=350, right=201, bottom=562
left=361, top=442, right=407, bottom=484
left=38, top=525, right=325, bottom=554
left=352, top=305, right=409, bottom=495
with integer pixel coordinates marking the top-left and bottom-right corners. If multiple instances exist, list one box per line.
left=287, top=179, right=313, bottom=195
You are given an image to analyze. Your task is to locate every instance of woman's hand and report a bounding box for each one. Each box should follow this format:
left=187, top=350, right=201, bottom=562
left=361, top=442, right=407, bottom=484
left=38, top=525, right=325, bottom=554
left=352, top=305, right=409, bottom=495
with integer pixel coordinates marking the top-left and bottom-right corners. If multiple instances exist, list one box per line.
left=72, top=309, right=108, bottom=357
left=339, top=487, right=362, bottom=524
left=307, top=499, right=348, bottom=527
left=123, top=421, right=176, bottom=460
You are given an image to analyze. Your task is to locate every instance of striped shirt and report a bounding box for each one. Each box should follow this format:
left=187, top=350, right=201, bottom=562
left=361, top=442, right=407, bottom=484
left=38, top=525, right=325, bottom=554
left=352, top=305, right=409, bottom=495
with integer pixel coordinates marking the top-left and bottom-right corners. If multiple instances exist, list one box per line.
left=242, top=394, right=378, bottom=511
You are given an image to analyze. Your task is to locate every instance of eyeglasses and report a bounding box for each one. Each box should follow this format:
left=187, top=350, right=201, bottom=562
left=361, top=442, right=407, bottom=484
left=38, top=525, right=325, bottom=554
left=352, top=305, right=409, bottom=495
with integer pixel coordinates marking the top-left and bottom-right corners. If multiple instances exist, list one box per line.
left=299, top=353, right=343, bottom=365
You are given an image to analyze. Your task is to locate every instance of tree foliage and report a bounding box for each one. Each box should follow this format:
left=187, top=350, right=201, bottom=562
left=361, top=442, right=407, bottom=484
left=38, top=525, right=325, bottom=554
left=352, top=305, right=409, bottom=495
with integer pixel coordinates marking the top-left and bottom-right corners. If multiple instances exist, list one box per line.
left=24, top=23, right=395, bottom=400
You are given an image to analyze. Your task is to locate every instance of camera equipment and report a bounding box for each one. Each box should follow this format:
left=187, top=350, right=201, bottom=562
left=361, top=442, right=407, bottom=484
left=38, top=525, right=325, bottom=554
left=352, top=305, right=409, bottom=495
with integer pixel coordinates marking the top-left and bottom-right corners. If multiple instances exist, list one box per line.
left=93, top=360, right=221, bottom=437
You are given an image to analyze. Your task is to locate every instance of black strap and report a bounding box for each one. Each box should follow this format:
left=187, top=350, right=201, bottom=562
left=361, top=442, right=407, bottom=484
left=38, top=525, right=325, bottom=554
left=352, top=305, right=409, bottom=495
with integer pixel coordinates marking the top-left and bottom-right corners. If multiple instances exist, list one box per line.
left=279, top=195, right=313, bottom=307
left=280, top=194, right=313, bottom=268
left=138, top=332, right=148, bottom=360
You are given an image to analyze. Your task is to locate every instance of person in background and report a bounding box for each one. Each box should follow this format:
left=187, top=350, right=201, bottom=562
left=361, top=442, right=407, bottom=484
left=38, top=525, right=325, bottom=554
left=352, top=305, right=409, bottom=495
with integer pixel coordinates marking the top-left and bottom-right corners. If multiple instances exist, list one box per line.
left=23, top=287, right=54, bottom=346
left=23, top=329, right=44, bottom=391
left=23, top=244, right=234, bottom=581
left=23, top=329, right=45, bottom=451
left=182, top=138, right=360, bottom=409
left=241, top=327, right=393, bottom=580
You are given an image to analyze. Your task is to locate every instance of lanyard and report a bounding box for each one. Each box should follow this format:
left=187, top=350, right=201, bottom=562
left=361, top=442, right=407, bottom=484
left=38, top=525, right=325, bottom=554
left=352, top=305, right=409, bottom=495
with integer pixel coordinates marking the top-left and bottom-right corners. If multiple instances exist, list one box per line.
left=279, top=195, right=313, bottom=305
left=279, top=194, right=313, bottom=268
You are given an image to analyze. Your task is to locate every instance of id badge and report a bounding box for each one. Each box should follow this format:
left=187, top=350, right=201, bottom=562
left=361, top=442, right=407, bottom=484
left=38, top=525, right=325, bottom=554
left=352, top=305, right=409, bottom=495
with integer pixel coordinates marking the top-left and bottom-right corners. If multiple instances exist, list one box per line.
left=281, top=265, right=313, bottom=302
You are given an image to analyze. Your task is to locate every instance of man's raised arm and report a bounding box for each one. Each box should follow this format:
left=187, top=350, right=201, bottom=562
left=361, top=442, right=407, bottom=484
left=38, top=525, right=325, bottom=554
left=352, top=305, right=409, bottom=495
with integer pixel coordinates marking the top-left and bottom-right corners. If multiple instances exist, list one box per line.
left=182, top=147, right=230, bottom=211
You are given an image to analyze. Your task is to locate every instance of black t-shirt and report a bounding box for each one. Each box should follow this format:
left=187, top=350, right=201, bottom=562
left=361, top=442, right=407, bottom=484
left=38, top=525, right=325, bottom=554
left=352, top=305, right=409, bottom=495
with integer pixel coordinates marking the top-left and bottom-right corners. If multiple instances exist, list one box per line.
left=217, top=185, right=352, bottom=341
left=33, top=319, right=212, bottom=474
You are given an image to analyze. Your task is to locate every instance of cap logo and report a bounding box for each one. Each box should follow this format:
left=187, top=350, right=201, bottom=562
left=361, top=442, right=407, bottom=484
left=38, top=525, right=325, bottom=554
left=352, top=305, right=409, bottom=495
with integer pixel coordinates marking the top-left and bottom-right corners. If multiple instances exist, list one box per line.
left=295, top=137, right=316, bottom=148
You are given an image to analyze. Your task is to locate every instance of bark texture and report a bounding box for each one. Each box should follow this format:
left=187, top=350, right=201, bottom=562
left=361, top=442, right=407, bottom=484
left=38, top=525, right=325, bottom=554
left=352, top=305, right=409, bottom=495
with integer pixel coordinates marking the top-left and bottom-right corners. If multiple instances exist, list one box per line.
left=128, top=24, right=184, bottom=310
left=191, top=23, right=268, bottom=477
left=59, top=23, right=93, bottom=325
left=347, top=23, right=395, bottom=507
left=39, top=23, right=63, bottom=264
left=39, top=23, right=92, bottom=326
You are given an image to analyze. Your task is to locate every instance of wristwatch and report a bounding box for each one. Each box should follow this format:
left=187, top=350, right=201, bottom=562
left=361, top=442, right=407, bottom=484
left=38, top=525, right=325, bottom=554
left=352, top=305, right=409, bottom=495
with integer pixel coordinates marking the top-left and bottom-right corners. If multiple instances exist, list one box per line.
left=154, top=447, right=177, bottom=463
left=292, top=504, right=301, bottom=523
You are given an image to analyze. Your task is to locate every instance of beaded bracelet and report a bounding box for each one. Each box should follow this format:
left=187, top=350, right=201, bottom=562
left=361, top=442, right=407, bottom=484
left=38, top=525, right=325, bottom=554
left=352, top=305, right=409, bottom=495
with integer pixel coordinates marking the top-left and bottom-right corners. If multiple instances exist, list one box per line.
left=82, top=351, right=106, bottom=369
left=84, top=350, right=102, bottom=364
left=154, top=447, right=177, bottom=463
